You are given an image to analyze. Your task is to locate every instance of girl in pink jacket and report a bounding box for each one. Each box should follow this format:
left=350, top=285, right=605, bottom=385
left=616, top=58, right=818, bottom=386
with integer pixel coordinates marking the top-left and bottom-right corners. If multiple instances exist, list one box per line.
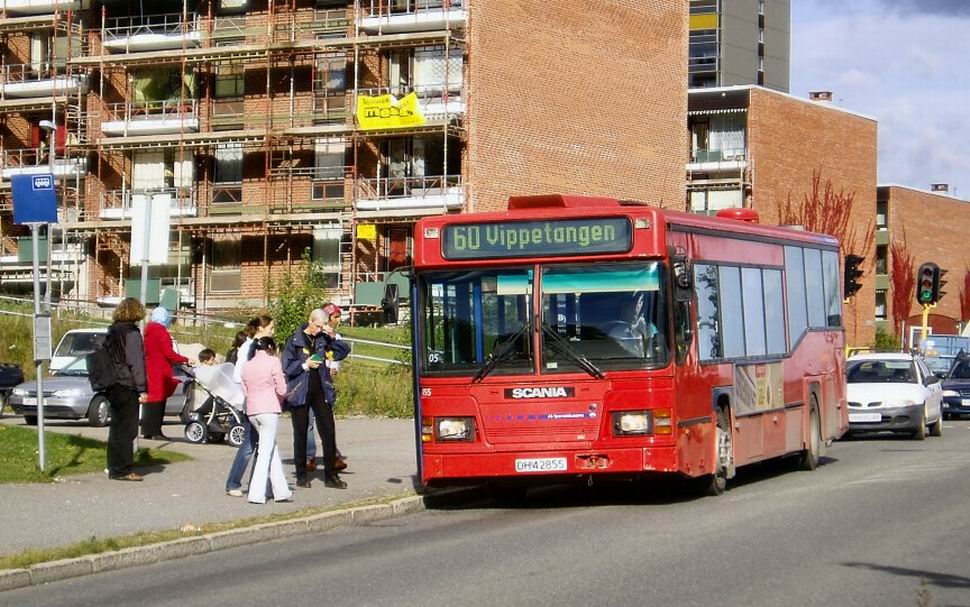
left=241, top=337, right=293, bottom=504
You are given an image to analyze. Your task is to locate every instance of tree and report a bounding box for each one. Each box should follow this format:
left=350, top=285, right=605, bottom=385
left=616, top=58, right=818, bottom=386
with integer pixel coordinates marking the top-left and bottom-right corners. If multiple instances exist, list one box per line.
left=890, top=238, right=916, bottom=337
left=270, top=249, right=330, bottom=343
left=774, top=169, right=875, bottom=264
left=960, top=266, right=970, bottom=324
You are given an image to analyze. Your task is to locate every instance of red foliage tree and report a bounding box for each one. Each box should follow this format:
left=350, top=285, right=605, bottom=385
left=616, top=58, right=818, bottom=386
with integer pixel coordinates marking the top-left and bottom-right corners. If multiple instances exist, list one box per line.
left=775, top=169, right=875, bottom=263
left=959, top=266, right=970, bottom=323
left=890, top=238, right=916, bottom=334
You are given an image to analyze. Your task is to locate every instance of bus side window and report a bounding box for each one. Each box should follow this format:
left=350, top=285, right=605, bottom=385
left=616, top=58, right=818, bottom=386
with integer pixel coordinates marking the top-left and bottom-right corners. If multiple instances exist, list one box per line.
left=674, top=300, right=693, bottom=364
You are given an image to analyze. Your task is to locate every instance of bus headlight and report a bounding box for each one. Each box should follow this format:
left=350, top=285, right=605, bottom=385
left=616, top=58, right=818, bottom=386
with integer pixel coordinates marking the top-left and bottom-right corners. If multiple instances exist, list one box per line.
left=435, top=417, right=476, bottom=442
left=612, top=411, right=651, bottom=436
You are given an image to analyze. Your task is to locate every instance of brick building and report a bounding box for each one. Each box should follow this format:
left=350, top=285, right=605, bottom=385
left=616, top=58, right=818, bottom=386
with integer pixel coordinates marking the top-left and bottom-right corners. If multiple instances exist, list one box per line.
left=686, top=85, right=878, bottom=345
left=876, top=184, right=970, bottom=345
left=0, top=0, right=687, bottom=314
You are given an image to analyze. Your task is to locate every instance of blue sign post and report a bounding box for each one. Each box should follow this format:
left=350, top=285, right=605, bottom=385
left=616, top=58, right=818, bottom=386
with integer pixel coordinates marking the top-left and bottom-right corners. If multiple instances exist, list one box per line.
left=11, top=173, right=58, bottom=472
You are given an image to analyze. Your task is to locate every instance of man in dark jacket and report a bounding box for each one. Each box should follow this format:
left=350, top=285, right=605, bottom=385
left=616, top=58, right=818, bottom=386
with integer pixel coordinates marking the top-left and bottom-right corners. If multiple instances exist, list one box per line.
left=282, top=308, right=351, bottom=489
left=106, top=297, right=149, bottom=481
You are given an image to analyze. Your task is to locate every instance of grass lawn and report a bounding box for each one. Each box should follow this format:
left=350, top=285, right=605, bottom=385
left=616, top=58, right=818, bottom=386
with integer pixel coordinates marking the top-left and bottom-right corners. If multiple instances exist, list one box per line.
left=0, top=425, right=190, bottom=484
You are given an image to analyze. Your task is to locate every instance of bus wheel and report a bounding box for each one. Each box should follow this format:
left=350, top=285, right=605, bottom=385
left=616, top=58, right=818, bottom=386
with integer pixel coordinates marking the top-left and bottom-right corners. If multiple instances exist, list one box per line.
left=697, top=406, right=731, bottom=496
left=798, top=399, right=821, bottom=471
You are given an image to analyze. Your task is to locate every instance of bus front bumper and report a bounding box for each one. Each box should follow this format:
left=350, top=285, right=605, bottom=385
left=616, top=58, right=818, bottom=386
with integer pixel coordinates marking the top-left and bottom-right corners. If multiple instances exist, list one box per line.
left=421, top=445, right=679, bottom=484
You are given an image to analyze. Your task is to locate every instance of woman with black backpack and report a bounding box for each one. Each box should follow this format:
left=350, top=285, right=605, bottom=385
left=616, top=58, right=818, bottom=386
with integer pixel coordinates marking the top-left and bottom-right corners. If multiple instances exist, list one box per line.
left=105, top=297, right=149, bottom=481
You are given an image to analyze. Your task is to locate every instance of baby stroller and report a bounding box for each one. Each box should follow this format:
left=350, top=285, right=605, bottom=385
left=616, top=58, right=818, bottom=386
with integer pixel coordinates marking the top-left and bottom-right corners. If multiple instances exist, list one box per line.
left=183, top=362, right=247, bottom=447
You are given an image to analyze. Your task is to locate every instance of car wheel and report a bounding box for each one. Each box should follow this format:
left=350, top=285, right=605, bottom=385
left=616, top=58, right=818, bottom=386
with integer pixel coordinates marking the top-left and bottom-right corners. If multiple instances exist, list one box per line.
left=24, top=415, right=37, bottom=426
left=87, top=396, right=110, bottom=427
left=912, top=410, right=926, bottom=441
left=184, top=420, right=207, bottom=444
left=929, top=415, right=943, bottom=438
left=227, top=424, right=247, bottom=448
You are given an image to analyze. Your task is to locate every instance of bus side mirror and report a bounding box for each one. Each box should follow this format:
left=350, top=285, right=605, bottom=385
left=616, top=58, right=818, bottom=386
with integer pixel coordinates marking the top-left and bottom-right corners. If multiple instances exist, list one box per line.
left=672, top=258, right=693, bottom=302
left=381, top=283, right=400, bottom=324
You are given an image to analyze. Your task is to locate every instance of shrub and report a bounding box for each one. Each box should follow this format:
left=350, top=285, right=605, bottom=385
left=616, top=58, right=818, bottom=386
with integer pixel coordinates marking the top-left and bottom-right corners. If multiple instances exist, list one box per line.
left=872, top=327, right=901, bottom=352
left=270, top=249, right=329, bottom=344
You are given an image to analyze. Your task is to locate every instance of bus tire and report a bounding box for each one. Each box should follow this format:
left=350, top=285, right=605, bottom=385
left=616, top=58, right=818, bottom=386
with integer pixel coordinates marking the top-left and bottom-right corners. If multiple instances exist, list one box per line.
left=697, top=406, right=731, bottom=496
left=798, top=398, right=821, bottom=471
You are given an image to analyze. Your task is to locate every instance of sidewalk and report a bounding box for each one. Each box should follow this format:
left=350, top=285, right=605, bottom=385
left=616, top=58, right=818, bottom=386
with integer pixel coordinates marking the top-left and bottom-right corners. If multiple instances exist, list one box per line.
left=0, top=416, right=417, bottom=554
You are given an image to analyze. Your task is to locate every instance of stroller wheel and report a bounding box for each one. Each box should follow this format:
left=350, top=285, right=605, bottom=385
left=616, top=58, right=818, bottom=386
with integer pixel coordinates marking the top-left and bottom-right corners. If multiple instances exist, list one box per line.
left=227, top=423, right=247, bottom=448
left=184, top=421, right=207, bottom=444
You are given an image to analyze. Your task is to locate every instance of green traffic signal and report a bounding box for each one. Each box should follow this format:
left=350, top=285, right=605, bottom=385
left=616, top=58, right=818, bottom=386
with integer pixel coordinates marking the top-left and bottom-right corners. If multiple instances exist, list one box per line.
left=915, top=262, right=942, bottom=305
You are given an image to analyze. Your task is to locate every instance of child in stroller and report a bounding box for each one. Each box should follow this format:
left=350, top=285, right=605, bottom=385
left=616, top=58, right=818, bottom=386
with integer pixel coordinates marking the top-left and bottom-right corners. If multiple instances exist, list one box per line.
left=183, top=357, right=247, bottom=446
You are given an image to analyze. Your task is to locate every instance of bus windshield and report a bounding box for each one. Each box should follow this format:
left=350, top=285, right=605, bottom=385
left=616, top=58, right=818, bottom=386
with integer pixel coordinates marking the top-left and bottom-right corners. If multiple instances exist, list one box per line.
left=541, top=262, right=668, bottom=372
left=420, top=269, right=534, bottom=375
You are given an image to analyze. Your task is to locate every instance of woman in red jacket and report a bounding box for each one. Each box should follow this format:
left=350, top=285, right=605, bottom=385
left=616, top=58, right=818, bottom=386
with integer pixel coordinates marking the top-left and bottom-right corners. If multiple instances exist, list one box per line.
left=142, top=307, right=189, bottom=440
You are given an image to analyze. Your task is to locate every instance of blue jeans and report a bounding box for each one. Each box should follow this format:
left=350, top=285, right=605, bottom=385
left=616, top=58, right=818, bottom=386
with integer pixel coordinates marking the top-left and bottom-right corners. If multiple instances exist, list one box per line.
left=225, top=420, right=258, bottom=491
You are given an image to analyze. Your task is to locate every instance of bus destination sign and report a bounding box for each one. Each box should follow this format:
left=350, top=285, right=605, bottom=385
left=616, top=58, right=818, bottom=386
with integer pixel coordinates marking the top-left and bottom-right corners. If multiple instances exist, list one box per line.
left=442, top=217, right=633, bottom=260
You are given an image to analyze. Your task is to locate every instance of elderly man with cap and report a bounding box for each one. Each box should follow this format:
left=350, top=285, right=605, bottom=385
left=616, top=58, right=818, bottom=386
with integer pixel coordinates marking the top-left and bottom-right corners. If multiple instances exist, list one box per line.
left=142, top=307, right=190, bottom=440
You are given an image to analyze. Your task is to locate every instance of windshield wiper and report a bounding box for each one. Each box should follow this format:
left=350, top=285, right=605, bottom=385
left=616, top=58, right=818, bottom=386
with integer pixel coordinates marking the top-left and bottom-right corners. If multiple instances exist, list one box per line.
left=471, top=322, right=531, bottom=383
left=541, top=322, right=606, bottom=379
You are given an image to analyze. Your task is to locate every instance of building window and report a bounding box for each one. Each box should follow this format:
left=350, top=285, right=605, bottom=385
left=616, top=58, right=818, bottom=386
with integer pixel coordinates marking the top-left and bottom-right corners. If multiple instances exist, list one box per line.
left=875, top=244, right=888, bottom=275
left=875, top=290, right=887, bottom=320
left=212, top=144, right=243, bottom=204
left=876, top=200, right=888, bottom=229
left=312, top=225, right=342, bottom=289
left=209, top=237, right=241, bottom=292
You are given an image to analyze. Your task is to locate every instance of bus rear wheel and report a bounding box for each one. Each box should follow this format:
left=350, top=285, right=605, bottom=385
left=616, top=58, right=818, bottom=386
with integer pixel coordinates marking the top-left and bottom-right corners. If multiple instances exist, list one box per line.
left=798, top=399, right=821, bottom=471
left=697, top=406, right=731, bottom=496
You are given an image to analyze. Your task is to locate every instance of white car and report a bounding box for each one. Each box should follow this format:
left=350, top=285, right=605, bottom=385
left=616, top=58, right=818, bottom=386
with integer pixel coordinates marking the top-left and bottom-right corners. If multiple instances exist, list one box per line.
left=846, top=353, right=943, bottom=440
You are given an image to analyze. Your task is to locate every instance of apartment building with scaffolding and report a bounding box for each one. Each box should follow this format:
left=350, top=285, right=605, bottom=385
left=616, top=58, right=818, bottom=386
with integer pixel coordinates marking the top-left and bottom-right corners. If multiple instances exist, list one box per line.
left=689, top=0, right=789, bottom=92
left=686, top=85, right=878, bottom=344
left=0, top=0, right=687, bottom=314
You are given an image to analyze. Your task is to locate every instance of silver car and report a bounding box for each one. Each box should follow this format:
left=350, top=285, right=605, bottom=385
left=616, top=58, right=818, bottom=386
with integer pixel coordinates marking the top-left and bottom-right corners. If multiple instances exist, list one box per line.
left=8, top=332, right=192, bottom=427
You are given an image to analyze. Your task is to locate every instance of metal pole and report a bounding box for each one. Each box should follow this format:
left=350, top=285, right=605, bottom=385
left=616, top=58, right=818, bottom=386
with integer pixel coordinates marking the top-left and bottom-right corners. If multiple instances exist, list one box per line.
left=31, top=223, right=46, bottom=471
left=136, top=192, right=153, bottom=453
left=44, top=126, right=55, bottom=310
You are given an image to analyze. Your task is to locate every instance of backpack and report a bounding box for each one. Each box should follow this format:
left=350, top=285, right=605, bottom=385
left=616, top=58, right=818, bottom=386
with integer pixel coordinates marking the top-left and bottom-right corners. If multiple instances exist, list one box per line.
left=86, top=330, right=121, bottom=392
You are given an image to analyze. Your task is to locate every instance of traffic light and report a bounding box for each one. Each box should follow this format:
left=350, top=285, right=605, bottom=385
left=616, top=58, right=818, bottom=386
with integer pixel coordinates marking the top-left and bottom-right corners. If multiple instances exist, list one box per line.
left=843, top=254, right=864, bottom=300
left=916, top=262, right=943, bottom=305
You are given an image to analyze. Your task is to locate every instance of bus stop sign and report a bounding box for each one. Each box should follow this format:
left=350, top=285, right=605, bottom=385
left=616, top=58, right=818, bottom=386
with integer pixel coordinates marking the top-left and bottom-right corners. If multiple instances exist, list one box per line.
left=11, top=174, right=58, bottom=225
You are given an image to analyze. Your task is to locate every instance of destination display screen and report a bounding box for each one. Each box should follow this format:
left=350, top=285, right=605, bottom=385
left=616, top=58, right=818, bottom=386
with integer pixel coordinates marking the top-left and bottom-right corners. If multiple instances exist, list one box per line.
left=442, top=217, right=633, bottom=260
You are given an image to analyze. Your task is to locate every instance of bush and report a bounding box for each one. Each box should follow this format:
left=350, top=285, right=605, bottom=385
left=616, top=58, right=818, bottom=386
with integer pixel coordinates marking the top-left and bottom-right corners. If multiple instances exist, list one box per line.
left=872, top=327, right=901, bottom=352
left=334, top=361, right=413, bottom=418
left=270, top=249, right=330, bottom=344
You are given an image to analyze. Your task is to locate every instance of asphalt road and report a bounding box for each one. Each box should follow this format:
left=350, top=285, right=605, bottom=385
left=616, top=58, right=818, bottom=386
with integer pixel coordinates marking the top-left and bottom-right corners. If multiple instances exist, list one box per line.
left=7, top=422, right=970, bottom=607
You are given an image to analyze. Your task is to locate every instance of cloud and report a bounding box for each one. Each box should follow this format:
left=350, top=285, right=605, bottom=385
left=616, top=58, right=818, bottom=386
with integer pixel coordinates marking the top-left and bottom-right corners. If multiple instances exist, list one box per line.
left=872, top=0, right=970, bottom=15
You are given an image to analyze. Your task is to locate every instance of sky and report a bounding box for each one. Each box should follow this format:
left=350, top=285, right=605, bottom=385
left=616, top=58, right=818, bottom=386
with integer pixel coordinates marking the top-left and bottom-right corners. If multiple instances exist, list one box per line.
left=790, top=0, right=970, bottom=199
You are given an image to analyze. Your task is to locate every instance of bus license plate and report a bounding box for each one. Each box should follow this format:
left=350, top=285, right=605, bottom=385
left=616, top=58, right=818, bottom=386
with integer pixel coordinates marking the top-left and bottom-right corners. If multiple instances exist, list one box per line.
left=849, top=413, right=881, bottom=423
left=515, top=458, right=567, bottom=473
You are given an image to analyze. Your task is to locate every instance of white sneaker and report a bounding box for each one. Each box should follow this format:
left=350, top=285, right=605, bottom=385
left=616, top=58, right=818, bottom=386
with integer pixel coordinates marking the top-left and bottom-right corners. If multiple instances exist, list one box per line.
left=226, top=489, right=244, bottom=497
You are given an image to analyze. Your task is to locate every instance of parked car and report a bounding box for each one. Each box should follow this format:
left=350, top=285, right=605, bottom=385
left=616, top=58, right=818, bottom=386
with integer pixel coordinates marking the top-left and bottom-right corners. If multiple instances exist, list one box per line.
left=942, top=353, right=970, bottom=420
left=845, top=352, right=944, bottom=440
left=7, top=329, right=193, bottom=427
left=0, top=362, right=25, bottom=416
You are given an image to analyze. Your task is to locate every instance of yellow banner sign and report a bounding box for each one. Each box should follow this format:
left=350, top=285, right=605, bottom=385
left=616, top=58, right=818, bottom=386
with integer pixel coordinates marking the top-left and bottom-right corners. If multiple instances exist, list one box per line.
left=356, top=92, right=426, bottom=131
left=689, top=13, right=718, bottom=30
left=356, top=224, right=377, bottom=240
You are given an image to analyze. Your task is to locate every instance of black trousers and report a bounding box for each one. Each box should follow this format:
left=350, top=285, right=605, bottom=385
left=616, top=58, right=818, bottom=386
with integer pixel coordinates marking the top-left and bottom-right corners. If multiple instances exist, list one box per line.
left=141, top=400, right=165, bottom=437
left=291, top=392, right=336, bottom=483
left=106, top=385, right=140, bottom=477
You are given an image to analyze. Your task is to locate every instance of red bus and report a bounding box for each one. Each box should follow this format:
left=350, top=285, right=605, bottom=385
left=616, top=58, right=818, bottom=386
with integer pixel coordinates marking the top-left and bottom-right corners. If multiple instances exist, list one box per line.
left=411, top=194, right=848, bottom=495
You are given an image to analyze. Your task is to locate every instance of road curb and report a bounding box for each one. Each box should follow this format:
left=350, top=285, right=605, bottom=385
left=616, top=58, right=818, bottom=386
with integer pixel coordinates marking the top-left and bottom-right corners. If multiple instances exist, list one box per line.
left=0, top=489, right=476, bottom=593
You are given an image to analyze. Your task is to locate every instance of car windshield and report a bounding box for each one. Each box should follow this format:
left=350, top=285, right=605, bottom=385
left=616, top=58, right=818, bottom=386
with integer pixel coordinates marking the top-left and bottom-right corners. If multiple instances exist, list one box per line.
left=55, top=357, right=89, bottom=377
left=54, top=332, right=105, bottom=357
left=541, top=262, right=668, bottom=372
left=924, top=356, right=952, bottom=375
left=949, top=360, right=970, bottom=380
left=419, top=268, right=534, bottom=375
left=847, top=359, right=917, bottom=384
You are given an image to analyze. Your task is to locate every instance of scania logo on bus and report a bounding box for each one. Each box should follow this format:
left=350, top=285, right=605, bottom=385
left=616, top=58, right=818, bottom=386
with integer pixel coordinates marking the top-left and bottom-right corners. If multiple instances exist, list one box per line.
left=506, top=387, right=575, bottom=399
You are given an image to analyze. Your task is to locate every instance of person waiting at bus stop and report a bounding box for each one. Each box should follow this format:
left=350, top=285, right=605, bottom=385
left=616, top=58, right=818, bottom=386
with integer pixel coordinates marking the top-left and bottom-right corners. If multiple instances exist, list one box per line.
left=306, top=303, right=348, bottom=473
left=282, top=308, right=351, bottom=489
left=142, top=307, right=190, bottom=440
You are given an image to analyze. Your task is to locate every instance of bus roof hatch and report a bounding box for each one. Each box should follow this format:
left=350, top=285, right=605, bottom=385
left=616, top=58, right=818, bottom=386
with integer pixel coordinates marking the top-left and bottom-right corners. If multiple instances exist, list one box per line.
left=507, top=194, right=621, bottom=210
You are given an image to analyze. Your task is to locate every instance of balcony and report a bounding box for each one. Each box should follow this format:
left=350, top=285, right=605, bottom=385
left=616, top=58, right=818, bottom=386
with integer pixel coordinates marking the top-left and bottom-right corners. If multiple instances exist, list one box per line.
left=0, top=63, right=86, bottom=98
left=102, top=12, right=202, bottom=53
left=0, top=0, right=78, bottom=15
left=99, top=189, right=198, bottom=220
left=0, top=148, right=87, bottom=180
left=687, top=148, right=748, bottom=174
left=358, top=0, right=466, bottom=34
left=355, top=174, right=462, bottom=213
left=100, top=100, right=200, bottom=137
left=357, top=83, right=464, bottom=122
